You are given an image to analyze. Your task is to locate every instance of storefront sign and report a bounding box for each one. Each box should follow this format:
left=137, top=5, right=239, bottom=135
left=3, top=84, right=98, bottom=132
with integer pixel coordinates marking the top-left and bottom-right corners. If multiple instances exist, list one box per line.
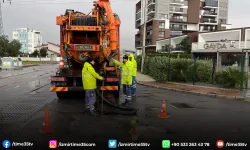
left=204, top=42, right=235, bottom=49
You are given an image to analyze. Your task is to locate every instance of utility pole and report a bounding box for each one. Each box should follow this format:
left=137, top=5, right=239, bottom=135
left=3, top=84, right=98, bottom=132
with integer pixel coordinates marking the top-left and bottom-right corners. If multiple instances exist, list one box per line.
left=0, top=0, right=11, bottom=36
left=38, top=35, right=41, bottom=62
left=141, top=0, right=147, bottom=73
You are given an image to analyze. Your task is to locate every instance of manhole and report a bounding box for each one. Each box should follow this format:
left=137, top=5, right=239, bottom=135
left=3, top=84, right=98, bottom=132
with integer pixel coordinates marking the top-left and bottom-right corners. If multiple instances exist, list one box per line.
left=171, top=102, right=195, bottom=108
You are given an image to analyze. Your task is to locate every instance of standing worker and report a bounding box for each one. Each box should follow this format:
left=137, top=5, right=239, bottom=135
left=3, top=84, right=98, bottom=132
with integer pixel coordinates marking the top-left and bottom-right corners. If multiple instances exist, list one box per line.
left=128, top=53, right=137, bottom=96
left=109, top=55, right=133, bottom=105
left=82, top=56, right=104, bottom=115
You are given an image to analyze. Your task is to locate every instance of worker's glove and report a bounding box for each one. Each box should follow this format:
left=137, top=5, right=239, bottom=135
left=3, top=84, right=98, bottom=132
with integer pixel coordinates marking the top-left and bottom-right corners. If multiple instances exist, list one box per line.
left=100, top=76, right=104, bottom=80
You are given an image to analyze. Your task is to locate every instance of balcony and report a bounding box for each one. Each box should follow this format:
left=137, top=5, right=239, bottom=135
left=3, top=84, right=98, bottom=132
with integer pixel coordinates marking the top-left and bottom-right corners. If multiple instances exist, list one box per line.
left=147, top=16, right=155, bottom=22
left=170, top=0, right=184, bottom=5
left=135, top=37, right=141, bottom=42
left=203, top=0, right=218, bottom=8
left=136, top=22, right=141, bottom=28
left=136, top=13, right=141, bottom=21
left=136, top=9, right=141, bottom=14
left=200, top=19, right=217, bottom=24
left=147, top=8, right=155, bottom=14
left=147, top=26, right=153, bottom=31
left=146, top=41, right=153, bottom=45
left=147, top=0, right=155, bottom=6
left=170, top=18, right=184, bottom=22
left=135, top=43, right=141, bottom=48
left=170, top=26, right=187, bottom=30
left=169, top=8, right=185, bottom=14
left=203, top=11, right=217, bottom=16
left=146, top=34, right=152, bottom=39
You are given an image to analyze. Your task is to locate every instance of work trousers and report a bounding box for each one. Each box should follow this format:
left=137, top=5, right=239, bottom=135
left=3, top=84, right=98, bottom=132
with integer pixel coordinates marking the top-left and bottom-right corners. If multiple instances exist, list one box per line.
left=85, top=89, right=96, bottom=110
left=131, top=76, right=136, bottom=95
left=123, top=84, right=132, bottom=101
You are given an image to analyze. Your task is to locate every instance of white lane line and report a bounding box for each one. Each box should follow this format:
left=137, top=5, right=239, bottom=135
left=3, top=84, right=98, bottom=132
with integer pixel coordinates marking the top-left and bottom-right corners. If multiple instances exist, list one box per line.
left=14, top=85, right=20, bottom=88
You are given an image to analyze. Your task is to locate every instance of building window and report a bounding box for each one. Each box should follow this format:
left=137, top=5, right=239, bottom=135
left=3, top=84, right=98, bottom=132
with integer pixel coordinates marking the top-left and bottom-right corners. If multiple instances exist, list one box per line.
left=159, top=22, right=165, bottom=28
left=159, top=31, right=165, bottom=38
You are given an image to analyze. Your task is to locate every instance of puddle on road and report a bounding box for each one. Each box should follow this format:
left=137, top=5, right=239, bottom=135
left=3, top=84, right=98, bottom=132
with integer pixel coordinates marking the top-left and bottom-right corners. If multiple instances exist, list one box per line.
left=170, top=102, right=195, bottom=109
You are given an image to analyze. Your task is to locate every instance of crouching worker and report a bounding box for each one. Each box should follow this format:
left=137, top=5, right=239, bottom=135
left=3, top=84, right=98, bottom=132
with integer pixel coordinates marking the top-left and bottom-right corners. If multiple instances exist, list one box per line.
left=110, top=55, right=133, bottom=105
left=128, top=53, right=137, bottom=96
left=82, top=56, right=104, bottom=115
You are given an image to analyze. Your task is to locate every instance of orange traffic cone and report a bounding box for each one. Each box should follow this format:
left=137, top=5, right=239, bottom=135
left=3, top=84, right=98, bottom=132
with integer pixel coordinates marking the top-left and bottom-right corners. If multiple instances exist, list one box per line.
left=158, top=100, right=168, bottom=119
left=40, top=108, right=54, bottom=134
left=130, top=127, right=137, bottom=141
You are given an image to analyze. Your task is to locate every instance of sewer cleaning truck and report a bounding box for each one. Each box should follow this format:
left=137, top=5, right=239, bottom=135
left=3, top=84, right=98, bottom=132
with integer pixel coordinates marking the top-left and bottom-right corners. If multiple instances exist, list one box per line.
left=50, top=0, right=136, bottom=115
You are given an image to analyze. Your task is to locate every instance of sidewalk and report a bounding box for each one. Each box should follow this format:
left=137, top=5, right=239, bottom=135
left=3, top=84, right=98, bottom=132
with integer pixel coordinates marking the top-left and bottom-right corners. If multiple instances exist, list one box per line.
left=136, top=72, right=244, bottom=100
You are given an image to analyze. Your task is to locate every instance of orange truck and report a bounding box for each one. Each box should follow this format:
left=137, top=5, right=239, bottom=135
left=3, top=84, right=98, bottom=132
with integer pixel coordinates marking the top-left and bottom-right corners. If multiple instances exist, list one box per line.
left=50, top=0, right=121, bottom=103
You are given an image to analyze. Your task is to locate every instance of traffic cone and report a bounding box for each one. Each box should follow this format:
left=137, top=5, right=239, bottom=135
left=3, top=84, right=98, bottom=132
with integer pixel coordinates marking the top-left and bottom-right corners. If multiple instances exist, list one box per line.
left=129, top=127, right=138, bottom=150
left=40, top=108, right=54, bottom=134
left=158, top=100, right=168, bottom=119
left=130, top=127, right=137, bottom=141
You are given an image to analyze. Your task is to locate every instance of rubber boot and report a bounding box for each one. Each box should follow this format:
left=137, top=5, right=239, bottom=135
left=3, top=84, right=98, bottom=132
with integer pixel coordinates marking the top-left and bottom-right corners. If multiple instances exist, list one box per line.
left=89, top=108, right=99, bottom=116
left=122, top=100, right=131, bottom=106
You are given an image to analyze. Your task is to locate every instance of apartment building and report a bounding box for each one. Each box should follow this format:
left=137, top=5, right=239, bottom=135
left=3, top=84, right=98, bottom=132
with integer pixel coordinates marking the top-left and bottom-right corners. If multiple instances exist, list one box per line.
left=12, top=28, right=42, bottom=54
left=135, top=0, right=230, bottom=54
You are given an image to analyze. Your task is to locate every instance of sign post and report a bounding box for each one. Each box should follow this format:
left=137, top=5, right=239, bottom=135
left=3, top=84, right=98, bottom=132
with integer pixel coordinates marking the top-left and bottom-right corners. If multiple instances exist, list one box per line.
left=240, top=49, right=250, bottom=91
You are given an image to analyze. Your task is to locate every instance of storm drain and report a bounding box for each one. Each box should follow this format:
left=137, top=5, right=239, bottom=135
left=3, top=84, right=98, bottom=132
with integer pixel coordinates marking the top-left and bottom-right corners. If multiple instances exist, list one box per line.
left=171, top=102, right=195, bottom=108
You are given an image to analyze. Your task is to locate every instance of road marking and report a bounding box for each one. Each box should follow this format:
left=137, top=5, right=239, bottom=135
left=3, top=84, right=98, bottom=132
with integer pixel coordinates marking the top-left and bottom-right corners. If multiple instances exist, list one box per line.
left=169, top=104, right=180, bottom=110
left=14, top=85, right=20, bottom=88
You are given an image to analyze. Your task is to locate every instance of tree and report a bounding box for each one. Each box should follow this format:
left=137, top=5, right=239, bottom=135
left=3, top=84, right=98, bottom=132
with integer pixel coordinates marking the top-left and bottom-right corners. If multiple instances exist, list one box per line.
left=31, top=50, right=40, bottom=57
left=0, top=36, right=21, bottom=57
left=7, top=39, right=21, bottom=57
left=0, top=36, right=9, bottom=57
left=179, top=37, right=192, bottom=54
left=40, top=47, right=48, bottom=57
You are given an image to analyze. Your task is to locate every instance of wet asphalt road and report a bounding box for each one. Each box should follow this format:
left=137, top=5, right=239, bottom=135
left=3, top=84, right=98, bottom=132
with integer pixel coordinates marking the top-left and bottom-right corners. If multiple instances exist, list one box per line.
left=1, top=65, right=250, bottom=149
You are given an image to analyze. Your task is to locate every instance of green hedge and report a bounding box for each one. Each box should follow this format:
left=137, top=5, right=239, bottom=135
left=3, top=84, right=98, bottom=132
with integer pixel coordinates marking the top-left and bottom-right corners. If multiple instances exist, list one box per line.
left=137, top=56, right=248, bottom=89
left=215, top=67, right=248, bottom=88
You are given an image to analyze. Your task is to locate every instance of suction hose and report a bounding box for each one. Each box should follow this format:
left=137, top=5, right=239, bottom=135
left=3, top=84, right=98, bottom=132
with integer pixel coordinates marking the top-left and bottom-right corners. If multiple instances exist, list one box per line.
left=95, top=89, right=137, bottom=115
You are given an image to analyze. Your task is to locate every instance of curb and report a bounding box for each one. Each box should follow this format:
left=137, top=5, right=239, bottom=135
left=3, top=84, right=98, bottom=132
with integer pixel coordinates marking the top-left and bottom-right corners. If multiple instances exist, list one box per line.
left=136, top=81, right=245, bottom=101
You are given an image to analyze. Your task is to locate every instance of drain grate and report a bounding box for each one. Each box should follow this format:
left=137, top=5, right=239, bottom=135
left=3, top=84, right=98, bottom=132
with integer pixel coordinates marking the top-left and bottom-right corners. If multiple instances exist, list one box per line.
left=0, top=112, right=27, bottom=121
left=171, top=102, right=195, bottom=108
left=6, top=103, right=39, bottom=111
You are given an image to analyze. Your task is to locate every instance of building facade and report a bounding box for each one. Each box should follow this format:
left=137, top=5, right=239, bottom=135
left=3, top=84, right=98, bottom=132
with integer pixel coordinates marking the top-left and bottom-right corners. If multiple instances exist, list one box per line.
left=191, top=28, right=250, bottom=70
left=12, top=28, right=42, bottom=54
left=135, top=0, right=231, bottom=55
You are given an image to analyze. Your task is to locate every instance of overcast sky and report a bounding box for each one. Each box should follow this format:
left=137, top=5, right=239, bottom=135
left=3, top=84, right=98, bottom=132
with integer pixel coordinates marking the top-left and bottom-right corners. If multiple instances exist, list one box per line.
left=1, top=0, right=249, bottom=50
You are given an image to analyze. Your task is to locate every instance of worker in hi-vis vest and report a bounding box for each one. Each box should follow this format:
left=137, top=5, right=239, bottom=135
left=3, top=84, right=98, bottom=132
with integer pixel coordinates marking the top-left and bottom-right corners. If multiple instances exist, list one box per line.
left=128, top=53, right=137, bottom=96
left=110, top=55, right=133, bottom=105
left=82, top=56, right=104, bottom=115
